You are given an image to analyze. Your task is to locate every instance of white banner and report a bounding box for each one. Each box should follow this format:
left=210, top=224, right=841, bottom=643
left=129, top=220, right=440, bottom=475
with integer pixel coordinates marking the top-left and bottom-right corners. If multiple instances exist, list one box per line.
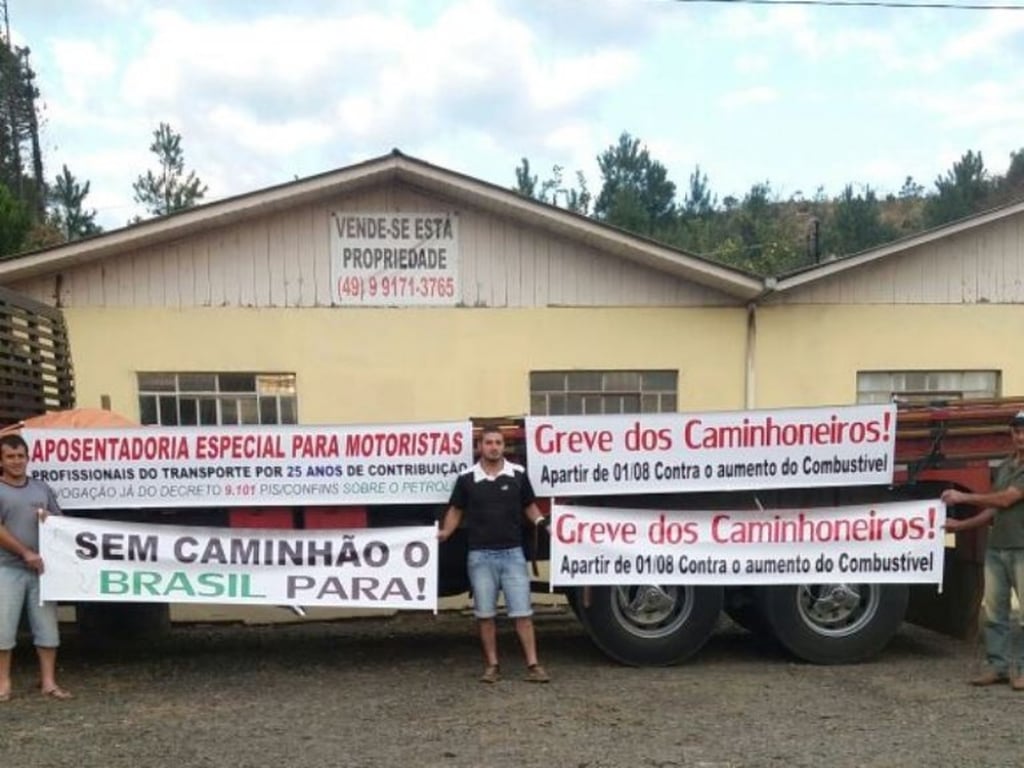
left=330, top=211, right=459, bottom=306
left=550, top=500, right=944, bottom=586
left=39, top=517, right=439, bottom=610
left=23, top=421, right=471, bottom=509
left=527, top=405, right=896, bottom=496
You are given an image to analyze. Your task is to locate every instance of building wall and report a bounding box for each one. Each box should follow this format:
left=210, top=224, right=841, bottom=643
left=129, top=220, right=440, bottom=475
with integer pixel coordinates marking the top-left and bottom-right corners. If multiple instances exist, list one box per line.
left=755, top=304, right=1024, bottom=406
left=65, top=306, right=749, bottom=422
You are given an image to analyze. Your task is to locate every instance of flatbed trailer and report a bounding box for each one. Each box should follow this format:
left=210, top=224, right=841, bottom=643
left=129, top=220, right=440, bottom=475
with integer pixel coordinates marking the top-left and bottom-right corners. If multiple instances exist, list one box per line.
left=33, top=397, right=1016, bottom=666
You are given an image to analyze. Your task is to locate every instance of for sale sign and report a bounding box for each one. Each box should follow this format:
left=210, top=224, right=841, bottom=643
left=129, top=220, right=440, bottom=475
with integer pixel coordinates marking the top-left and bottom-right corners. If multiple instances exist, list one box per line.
left=330, top=211, right=459, bottom=306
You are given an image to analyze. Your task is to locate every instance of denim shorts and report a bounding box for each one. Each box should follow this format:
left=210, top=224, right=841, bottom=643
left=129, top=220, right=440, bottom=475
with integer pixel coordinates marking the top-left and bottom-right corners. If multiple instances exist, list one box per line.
left=0, top=566, right=60, bottom=649
left=467, top=547, right=533, bottom=619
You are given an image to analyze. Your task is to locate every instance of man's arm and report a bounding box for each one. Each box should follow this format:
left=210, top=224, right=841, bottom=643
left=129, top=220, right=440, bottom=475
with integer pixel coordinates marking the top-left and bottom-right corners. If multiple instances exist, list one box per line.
left=941, top=485, right=1024, bottom=510
left=945, top=508, right=995, bottom=533
left=0, top=523, right=43, bottom=572
left=523, top=502, right=547, bottom=528
left=438, top=506, right=463, bottom=542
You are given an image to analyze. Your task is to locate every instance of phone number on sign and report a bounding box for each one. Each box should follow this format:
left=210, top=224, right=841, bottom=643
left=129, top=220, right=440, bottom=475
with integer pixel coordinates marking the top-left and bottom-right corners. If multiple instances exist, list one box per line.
left=337, top=275, right=456, bottom=301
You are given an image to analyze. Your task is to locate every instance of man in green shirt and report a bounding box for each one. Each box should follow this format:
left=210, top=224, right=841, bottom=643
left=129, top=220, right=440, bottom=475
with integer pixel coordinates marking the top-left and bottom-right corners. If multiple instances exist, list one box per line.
left=943, top=411, right=1024, bottom=689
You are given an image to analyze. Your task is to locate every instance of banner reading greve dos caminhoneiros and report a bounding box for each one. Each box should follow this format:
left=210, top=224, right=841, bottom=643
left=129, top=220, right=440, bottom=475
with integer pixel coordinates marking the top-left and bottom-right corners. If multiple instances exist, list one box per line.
left=23, top=422, right=472, bottom=509
left=526, top=405, right=896, bottom=496
left=39, top=517, right=439, bottom=610
left=550, top=500, right=945, bottom=586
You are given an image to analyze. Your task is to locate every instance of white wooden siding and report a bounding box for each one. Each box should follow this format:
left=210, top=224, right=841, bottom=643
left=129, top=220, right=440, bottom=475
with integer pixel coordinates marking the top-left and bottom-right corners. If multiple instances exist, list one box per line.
left=772, top=212, right=1024, bottom=305
left=10, top=183, right=735, bottom=308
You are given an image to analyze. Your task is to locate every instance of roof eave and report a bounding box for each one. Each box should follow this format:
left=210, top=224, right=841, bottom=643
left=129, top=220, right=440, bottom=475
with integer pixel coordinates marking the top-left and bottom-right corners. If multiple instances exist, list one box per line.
left=0, top=152, right=764, bottom=299
left=774, top=197, right=1024, bottom=293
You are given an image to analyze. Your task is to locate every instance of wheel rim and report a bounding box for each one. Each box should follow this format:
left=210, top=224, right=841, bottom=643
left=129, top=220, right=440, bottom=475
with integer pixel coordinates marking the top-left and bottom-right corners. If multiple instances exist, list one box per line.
left=795, top=583, right=880, bottom=638
left=609, top=585, right=695, bottom=639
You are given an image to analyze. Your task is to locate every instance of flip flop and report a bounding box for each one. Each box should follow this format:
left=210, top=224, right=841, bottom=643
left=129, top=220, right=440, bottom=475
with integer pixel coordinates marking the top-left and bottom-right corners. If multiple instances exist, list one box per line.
left=40, top=687, right=72, bottom=700
left=0, top=690, right=11, bottom=702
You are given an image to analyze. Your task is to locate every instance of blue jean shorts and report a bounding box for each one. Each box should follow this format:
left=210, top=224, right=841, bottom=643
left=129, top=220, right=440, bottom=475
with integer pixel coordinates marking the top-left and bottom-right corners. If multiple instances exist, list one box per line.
left=0, top=566, right=60, bottom=649
left=467, top=547, right=533, bottom=619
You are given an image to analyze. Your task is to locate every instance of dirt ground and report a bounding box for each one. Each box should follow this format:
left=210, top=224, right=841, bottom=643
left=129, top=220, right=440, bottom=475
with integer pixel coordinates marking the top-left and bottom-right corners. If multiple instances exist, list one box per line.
left=0, top=608, right=1018, bottom=768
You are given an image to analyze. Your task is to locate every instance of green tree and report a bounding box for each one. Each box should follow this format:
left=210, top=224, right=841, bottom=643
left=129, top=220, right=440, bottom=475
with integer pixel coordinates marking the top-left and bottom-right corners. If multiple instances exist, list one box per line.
left=0, top=42, right=45, bottom=222
left=682, top=165, right=715, bottom=218
left=511, top=158, right=590, bottom=214
left=132, top=122, right=208, bottom=217
left=991, top=148, right=1024, bottom=205
left=593, top=132, right=676, bottom=236
left=924, top=150, right=991, bottom=227
left=823, top=184, right=895, bottom=256
left=0, top=181, right=32, bottom=256
left=48, top=164, right=100, bottom=240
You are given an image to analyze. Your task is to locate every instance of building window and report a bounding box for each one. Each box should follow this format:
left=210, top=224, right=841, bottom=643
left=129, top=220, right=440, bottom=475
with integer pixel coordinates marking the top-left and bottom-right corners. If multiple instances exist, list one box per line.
left=530, top=370, right=677, bottom=415
left=856, top=370, right=1000, bottom=405
left=137, top=373, right=298, bottom=426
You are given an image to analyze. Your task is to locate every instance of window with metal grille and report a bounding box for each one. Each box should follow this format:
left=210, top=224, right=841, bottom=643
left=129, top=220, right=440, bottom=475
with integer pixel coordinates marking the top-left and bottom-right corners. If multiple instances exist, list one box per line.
left=529, top=370, right=677, bottom=415
left=137, top=373, right=298, bottom=426
left=856, top=370, right=1000, bottom=404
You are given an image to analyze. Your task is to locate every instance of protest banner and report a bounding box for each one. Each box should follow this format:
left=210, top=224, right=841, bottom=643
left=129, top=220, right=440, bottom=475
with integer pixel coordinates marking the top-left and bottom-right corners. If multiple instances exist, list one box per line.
left=23, top=421, right=472, bottom=509
left=527, top=405, right=896, bottom=496
left=550, top=500, right=944, bottom=586
left=39, top=516, right=439, bottom=610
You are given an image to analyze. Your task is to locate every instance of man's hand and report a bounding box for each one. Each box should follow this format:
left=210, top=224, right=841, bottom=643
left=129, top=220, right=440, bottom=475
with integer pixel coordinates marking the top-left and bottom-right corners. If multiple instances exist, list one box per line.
left=22, top=550, right=44, bottom=573
left=534, top=515, right=550, bottom=531
left=941, top=489, right=965, bottom=506
left=36, top=506, right=49, bottom=523
left=943, top=517, right=964, bottom=533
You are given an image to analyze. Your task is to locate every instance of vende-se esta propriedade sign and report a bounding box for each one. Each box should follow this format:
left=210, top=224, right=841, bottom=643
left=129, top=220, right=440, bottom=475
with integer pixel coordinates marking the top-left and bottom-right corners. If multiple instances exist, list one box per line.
left=526, top=404, right=897, bottom=496
left=329, top=211, right=459, bottom=306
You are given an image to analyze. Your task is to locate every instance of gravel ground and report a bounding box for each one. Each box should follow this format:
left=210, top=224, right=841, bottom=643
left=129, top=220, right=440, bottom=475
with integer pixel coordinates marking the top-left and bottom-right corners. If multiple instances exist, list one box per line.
left=0, top=609, right=1017, bottom=768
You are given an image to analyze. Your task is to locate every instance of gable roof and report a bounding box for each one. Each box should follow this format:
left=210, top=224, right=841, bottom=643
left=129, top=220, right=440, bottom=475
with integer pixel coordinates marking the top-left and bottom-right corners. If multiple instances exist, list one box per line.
left=772, top=197, right=1024, bottom=294
left=0, top=150, right=764, bottom=301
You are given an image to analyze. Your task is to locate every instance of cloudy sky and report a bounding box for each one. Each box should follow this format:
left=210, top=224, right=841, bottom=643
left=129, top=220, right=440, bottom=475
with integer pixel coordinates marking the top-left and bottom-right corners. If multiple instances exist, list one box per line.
left=13, top=0, right=1024, bottom=229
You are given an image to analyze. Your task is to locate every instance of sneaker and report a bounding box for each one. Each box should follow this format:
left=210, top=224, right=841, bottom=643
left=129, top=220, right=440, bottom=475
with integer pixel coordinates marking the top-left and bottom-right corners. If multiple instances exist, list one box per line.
left=479, top=665, right=500, bottom=684
left=970, top=669, right=1008, bottom=686
left=524, top=664, right=550, bottom=683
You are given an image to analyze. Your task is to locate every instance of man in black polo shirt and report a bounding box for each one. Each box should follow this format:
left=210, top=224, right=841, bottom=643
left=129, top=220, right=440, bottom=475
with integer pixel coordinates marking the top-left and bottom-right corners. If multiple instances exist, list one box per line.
left=439, top=427, right=550, bottom=683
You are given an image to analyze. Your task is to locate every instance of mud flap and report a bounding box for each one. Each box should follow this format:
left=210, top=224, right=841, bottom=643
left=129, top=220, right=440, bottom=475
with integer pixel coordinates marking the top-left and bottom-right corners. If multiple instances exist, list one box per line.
left=905, top=530, right=984, bottom=641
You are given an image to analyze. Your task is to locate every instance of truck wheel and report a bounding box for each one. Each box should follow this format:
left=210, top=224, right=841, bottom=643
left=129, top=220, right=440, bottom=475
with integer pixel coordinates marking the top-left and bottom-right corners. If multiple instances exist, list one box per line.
left=756, top=582, right=908, bottom=664
left=578, top=584, right=723, bottom=666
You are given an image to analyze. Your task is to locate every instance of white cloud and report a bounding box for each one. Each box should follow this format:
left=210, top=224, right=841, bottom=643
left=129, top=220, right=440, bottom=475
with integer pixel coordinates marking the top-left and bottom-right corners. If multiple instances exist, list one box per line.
left=719, top=86, right=778, bottom=110
left=943, top=11, right=1024, bottom=63
left=734, top=53, right=770, bottom=76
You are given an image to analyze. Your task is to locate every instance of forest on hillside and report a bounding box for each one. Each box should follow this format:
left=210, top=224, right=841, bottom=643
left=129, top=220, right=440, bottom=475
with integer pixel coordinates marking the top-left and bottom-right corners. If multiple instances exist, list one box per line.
left=513, top=133, right=1024, bottom=276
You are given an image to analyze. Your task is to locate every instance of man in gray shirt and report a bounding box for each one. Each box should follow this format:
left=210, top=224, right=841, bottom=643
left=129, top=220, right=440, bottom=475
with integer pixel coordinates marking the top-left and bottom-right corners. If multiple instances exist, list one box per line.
left=0, top=433, right=70, bottom=700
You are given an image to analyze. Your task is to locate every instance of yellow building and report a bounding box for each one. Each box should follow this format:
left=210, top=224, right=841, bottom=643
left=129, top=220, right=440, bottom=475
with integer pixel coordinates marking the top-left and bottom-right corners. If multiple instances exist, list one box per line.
left=0, top=151, right=1020, bottom=426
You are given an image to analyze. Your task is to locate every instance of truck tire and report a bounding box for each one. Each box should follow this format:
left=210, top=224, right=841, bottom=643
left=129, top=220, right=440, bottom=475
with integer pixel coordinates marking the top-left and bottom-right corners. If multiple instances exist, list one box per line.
left=577, top=584, right=723, bottom=666
left=755, top=582, right=908, bottom=664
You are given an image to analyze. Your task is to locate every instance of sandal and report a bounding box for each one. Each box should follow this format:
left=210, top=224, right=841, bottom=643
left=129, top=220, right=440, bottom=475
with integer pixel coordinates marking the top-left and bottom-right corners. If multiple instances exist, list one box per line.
left=479, top=664, right=500, bottom=684
left=41, top=686, right=73, bottom=700
left=525, top=664, right=550, bottom=683
left=0, top=690, right=10, bottom=702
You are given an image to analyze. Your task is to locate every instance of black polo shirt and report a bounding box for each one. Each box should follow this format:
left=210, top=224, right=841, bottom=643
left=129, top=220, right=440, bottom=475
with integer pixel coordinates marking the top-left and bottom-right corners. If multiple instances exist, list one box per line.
left=448, top=460, right=537, bottom=550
